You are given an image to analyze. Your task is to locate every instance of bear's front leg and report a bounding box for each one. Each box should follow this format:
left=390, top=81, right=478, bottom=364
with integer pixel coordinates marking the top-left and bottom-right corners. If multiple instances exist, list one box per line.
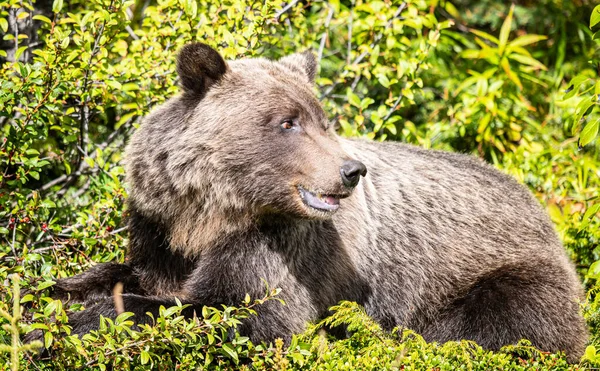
left=180, top=247, right=321, bottom=344
left=52, top=263, right=143, bottom=304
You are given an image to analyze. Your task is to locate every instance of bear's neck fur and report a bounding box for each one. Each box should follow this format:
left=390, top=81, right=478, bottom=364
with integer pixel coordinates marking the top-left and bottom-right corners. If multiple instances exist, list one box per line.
left=127, top=201, right=321, bottom=263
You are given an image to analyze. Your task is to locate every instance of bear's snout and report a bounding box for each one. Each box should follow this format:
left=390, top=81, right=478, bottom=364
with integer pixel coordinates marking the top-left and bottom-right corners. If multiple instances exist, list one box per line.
left=340, top=160, right=367, bottom=188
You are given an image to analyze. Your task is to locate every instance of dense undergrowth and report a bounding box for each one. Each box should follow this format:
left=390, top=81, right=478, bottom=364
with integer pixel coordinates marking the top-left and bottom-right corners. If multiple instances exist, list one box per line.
left=1, top=0, right=599, bottom=369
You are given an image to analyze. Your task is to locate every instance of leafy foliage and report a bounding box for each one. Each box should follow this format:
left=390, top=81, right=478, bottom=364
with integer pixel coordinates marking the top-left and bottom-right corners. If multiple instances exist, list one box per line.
left=0, top=0, right=599, bottom=369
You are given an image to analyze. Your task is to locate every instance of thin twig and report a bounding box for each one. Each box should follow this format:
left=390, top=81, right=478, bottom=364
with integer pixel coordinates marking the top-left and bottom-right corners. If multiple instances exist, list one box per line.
left=82, top=340, right=150, bottom=368
left=124, top=7, right=140, bottom=40
left=382, top=47, right=430, bottom=123
left=125, top=25, right=140, bottom=40
left=32, top=117, right=132, bottom=199
left=274, top=0, right=300, bottom=20
left=110, top=226, right=128, bottom=235
left=316, top=7, right=335, bottom=65
left=28, top=223, right=83, bottom=249
left=347, top=1, right=354, bottom=65
left=7, top=8, right=19, bottom=62
left=11, top=223, right=17, bottom=258
left=28, top=244, right=63, bottom=255
left=437, top=7, right=469, bottom=33
left=382, top=94, right=404, bottom=122
left=77, top=0, right=114, bottom=168
left=320, top=2, right=407, bottom=100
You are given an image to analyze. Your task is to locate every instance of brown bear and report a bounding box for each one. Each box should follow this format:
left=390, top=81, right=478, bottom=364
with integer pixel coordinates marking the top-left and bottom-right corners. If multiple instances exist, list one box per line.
left=49, top=43, right=587, bottom=361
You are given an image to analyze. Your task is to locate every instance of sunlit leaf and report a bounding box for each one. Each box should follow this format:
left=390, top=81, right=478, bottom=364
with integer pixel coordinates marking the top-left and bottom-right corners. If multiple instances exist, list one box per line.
left=501, top=58, right=522, bottom=90
left=591, top=4, right=600, bottom=28
left=469, top=28, right=499, bottom=45
left=508, top=53, right=547, bottom=70
left=0, top=18, right=8, bottom=33
left=498, top=4, right=515, bottom=54
left=579, top=118, right=599, bottom=147
left=572, top=97, right=596, bottom=128
left=52, top=0, right=63, bottom=13
left=508, top=34, right=547, bottom=48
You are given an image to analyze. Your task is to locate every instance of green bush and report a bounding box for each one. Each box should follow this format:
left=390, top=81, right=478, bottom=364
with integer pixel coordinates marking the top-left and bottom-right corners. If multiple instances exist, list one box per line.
left=1, top=0, right=599, bottom=369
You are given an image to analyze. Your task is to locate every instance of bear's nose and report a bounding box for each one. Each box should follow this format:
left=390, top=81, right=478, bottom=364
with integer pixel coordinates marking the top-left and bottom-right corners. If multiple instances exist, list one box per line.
left=340, top=160, right=367, bottom=188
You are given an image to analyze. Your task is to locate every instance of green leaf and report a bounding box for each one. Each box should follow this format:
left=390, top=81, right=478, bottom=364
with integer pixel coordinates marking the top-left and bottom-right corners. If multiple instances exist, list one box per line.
left=508, top=53, right=547, bottom=70
left=348, top=92, right=361, bottom=108
left=222, top=343, right=239, bottom=363
left=36, top=281, right=56, bottom=290
left=579, top=118, right=599, bottom=147
left=106, top=80, right=122, bottom=90
left=501, top=58, right=522, bottom=90
left=44, top=331, right=53, bottom=349
left=498, top=4, right=514, bottom=54
left=141, top=350, right=150, bottom=365
left=377, top=74, right=390, bottom=88
left=33, top=15, right=53, bottom=24
left=469, top=29, right=499, bottom=45
left=580, top=203, right=600, bottom=231
left=60, top=37, right=69, bottom=49
left=590, top=5, right=600, bottom=28
left=584, top=345, right=597, bottom=361
left=508, top=34, right=547, bottom=48
left=459, top=49, right=481, bottom=59
left=115, top=312, right=135, bottom=324
left=52, top=0, right=63, bottom=13
left=572, top=97, right=595, bottom=127
left=0, top=18, right=8, bottom=33
left=15, top=45, right=28, bottom=60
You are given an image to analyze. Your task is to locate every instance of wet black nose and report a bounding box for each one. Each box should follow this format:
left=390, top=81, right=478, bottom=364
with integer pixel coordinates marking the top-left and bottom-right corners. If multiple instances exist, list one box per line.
left=340, top=160, right=367, bottom=188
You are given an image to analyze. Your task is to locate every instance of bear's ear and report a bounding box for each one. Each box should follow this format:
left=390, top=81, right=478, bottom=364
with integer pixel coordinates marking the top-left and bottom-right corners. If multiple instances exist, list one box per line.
left=279, top=51, right=317, bottom=83
left=176, top=43, right=228, bottom=97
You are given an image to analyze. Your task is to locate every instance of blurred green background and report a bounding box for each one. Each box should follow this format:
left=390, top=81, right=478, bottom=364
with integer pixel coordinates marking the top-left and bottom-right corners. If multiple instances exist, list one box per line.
left=1, top=0, right=599, bottom=369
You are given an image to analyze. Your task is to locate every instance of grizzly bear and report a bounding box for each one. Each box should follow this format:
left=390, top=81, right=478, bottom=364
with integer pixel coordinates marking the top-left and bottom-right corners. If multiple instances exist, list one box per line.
left=48, top=43, right=587, bottom=360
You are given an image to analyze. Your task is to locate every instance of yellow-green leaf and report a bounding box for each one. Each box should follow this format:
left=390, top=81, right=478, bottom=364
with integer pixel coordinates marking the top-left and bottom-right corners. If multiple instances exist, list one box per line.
left=499, top=4, right=514, bottom=54
left=579, top=118, right=599, bottom=147
left=501, top=58, right=522, bottom=90
left=580, top=203, right=600, bottom=231
left=32, top=14, right=52, bottom=24
left=573, top=97, right=596, bottom=127
left=584, top=345, right=597, bottom=361
left=222, top=343, right=239, bottom=363
left=141, top=350, right=150, bottom=365
left=470, top=28, right=499, bottom=45
left=508, top=34, right=547, bottom=48
left=15, top=45, right=28, bottom=60
left=508, top=53, right=547, bottom=70
left=590, top=5, right=600, bottom=28
left=52, top=0, right=63, bottom=13
left=348, top=92, right=361, bottom=108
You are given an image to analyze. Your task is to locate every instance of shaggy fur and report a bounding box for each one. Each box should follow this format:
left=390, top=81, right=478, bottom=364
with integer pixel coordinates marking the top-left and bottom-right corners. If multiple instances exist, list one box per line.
left=50, top=43, right=587, bottom=361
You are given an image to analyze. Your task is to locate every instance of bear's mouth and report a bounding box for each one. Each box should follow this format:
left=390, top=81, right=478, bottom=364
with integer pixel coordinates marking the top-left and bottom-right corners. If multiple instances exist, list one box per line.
left=297, top=186, right=349, bottom=213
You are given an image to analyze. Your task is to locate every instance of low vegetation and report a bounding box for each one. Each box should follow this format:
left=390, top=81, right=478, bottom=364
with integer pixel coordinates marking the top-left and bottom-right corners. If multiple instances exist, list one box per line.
left=1, top=0, right=599, bottom=369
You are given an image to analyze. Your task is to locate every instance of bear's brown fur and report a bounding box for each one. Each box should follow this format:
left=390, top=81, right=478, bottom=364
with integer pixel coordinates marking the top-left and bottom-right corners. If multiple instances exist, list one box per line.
left=51, top=43, right=587, bottom=361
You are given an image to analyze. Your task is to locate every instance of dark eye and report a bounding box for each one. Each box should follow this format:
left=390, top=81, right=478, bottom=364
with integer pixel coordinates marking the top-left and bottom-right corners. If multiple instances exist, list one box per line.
left=280, top=119, right=296, bottom=131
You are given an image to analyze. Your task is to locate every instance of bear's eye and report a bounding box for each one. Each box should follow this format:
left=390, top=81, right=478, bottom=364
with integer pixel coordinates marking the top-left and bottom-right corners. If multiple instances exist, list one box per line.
left=280, top=119, right=296, bottom=131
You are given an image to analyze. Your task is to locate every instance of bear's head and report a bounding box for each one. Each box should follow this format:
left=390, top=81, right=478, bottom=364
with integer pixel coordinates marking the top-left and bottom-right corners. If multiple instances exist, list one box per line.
left=125, top=43, right=367, bottom=254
